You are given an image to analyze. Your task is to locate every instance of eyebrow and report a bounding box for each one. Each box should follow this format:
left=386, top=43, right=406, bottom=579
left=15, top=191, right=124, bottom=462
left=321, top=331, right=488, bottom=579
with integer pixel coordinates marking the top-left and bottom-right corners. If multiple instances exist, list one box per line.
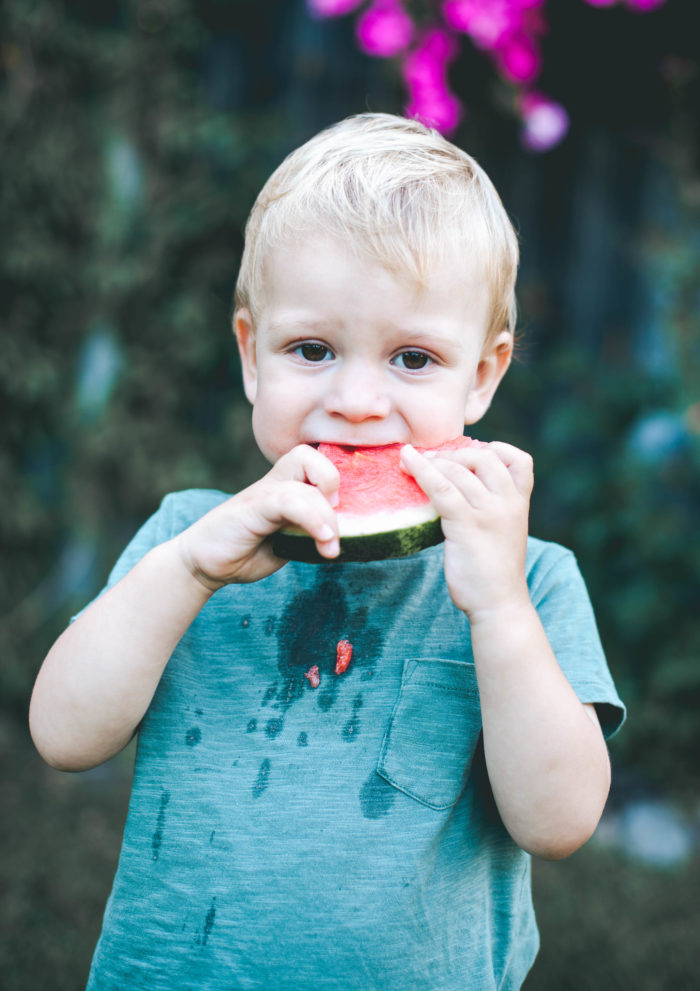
left=264, top=317, right=337, bottom=338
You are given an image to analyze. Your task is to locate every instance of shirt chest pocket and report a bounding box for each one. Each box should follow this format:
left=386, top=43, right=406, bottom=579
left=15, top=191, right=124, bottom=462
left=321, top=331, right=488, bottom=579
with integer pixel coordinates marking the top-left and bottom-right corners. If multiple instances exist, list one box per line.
left=377, top=658, right=482, bottom=811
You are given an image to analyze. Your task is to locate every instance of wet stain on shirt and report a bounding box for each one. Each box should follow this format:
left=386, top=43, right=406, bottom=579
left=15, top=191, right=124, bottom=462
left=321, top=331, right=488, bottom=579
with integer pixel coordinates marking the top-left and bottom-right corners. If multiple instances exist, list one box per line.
left=152, top=789, right=170, bottom=860
left=185, top=726, right=202, bottom=747
left=246, top=718, right=257, bottom=733
left=261, top=684, right=277, bottom=707
left=342, top=694, right=363, bottom=741
left=360, top=772, right=396, bottom=819
left=252, top=758, right=271, bottom=798
left=317, top=691, right=335, bottom=712
left=263, top=574, right=384, bottom=739
left=195, top=897, right=217, bottom=946
left=265, top=718, right=284, bottom=739
left=297, top=731, right=308, bottom=747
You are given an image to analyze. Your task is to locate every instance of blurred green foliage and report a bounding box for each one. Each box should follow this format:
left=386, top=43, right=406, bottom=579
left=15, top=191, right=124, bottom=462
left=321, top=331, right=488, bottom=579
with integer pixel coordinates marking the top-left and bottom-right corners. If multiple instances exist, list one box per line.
left=1, top=0, right=276, bottom=704
left=1, top=0, right=699, bottom=802
left=482, top=342, right=700, bottom=795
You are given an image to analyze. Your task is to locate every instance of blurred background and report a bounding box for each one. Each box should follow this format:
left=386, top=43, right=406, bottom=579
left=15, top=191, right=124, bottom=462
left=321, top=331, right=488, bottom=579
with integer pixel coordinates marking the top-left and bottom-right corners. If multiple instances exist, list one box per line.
left=1, top=0, right=698, bottom=987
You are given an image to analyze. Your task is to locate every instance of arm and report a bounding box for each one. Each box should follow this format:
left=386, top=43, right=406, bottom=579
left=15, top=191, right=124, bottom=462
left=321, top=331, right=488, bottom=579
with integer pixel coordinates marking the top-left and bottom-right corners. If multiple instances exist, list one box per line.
left=29, top=446, right=340, bottom=772
left=400, top=442, right=611, bottom=860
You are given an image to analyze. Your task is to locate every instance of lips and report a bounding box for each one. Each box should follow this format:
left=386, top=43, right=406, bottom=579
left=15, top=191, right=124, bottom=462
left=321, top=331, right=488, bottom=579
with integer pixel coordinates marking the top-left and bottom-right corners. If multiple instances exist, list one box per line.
left=309, top=440, right=403, bottom=450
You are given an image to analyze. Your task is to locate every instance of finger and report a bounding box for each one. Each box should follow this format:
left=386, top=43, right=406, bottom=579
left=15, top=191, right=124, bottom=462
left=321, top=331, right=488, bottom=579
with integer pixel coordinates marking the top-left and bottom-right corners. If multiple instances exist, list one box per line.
left=273, top=482, right=340, bottom=559
left=400, top=444, right=485, bottom=515
left=426, top=456, right=494, bottom=507
left=272, top=445, right=340, bottom=506
left=485, top=442, right=534, bottom=497
left=426, top=446, right=512, bottom=494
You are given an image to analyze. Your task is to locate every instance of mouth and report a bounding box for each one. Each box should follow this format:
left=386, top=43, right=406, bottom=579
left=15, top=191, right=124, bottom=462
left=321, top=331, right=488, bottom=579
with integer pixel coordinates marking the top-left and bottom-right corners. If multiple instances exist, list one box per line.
left=310, top=440, right=403, bottom=451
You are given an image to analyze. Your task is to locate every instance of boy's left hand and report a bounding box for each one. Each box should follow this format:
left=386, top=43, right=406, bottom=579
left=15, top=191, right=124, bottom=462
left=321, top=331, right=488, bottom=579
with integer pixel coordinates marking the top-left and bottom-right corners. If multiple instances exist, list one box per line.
left=400, top=441, right=533, bottom=620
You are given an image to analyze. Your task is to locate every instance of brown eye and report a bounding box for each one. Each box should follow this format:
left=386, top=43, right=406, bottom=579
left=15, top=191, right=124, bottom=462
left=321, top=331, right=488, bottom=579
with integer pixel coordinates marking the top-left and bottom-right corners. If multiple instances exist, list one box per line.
left=297, top=343, right=332, bottom=362
left=396, top=351, right=430, bottom=370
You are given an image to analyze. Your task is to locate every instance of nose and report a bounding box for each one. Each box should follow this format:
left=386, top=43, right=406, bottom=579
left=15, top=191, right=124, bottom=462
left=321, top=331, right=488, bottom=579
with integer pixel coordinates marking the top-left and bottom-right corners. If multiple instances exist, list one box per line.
left=323, top=362, right=391, bottom=422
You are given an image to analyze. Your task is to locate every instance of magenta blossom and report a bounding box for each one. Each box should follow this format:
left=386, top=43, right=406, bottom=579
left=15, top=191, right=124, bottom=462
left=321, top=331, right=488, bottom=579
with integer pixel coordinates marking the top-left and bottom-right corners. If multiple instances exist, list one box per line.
left=406, top=89, right=462, bottom=133
left=357, top=1, right=414, bottom=57
left=520, top=91, right=569, bottom=150
left=306, top=0, right=365, bottom=17
left=496, top=32, right=542, bottom=83
left=403, top=29, right=462, bottom=134
left=442, top=0, right=523, bottom=49
left=306, top=0, right=671, bottom=150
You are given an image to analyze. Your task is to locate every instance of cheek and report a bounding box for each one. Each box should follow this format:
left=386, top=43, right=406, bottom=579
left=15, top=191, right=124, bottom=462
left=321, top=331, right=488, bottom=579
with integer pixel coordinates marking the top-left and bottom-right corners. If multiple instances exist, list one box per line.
left=250, top=389, right=302, bottom=463
left=405, top=388, right=468, bottom=440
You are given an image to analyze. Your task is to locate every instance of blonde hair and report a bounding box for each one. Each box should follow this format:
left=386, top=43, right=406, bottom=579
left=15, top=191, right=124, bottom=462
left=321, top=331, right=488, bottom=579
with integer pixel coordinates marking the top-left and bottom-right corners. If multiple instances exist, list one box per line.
left=234, top=113, right=518, bottom=345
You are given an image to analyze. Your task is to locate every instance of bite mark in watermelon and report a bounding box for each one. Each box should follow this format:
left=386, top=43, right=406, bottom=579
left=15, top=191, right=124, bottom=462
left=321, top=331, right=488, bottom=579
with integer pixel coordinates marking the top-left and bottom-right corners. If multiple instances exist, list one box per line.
left=272, top=435, right=478, bottom=563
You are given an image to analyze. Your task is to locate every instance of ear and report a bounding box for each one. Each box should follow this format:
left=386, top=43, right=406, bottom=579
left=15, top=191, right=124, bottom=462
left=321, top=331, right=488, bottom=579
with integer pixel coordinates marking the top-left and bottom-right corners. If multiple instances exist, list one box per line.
left=233, top=308, right=258, bottom=405
left=464, top=331, right=513, bottom=425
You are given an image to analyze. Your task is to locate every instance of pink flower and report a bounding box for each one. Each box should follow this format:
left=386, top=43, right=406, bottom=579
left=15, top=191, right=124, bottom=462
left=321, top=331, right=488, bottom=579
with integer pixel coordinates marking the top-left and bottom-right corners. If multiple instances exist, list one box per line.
left=403, top=28, right=459, bottom=87
left=356, top=1, right=414, bottom=57
left=306, top=0, right=365, bottom=17
left=442, top=0, right=521, bottom=49
left=520, top=92, right=569, bottom=151
left=496, top=32, right=542, bottom=83
left=403, top=29, right=462, bottom=134
left=406, top=90, right=462, bottom=134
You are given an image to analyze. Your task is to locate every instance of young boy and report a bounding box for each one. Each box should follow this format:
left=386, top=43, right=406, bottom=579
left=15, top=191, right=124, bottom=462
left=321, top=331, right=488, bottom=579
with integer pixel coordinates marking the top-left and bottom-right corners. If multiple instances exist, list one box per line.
left=30, top=113, right=624, bottom=990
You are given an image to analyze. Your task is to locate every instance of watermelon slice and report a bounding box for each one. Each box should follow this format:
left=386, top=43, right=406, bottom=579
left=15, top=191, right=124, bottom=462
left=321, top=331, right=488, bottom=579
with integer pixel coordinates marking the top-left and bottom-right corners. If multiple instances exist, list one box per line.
left=272, top=436, right=477, bottom=563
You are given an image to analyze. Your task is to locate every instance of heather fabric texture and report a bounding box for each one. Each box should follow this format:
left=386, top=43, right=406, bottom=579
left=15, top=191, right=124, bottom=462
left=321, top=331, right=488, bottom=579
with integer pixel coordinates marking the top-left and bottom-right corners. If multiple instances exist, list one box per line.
left=85, top=489, right=624, bottom=991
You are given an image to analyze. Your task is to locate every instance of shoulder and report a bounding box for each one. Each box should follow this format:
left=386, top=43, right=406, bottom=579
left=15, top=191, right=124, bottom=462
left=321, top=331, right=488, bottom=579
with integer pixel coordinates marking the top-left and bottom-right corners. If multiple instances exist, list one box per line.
left=525, top=536, right=585, bottom=603
left=525, top=534, right=575, bottom=577
left=157, top=488, right=233, bottom=536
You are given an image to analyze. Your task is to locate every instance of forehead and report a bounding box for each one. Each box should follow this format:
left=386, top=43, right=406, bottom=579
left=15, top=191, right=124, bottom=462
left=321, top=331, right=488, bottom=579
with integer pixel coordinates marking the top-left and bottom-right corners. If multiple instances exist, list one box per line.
left=257, top=233, right=491, bottom=346
left=260, top=229, right=489, bottom=304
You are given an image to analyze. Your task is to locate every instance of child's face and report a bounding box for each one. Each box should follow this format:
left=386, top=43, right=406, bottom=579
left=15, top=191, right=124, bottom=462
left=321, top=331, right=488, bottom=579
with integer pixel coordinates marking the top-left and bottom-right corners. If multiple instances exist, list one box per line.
left=235, top=234, right=511, bottom=463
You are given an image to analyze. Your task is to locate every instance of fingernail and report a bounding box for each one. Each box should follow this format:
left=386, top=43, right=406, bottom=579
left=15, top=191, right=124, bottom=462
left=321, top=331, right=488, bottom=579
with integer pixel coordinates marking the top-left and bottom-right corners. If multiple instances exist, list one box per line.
left=329, top=491, right=339, bottom=508
left=319, top=524, right=335, bottom=541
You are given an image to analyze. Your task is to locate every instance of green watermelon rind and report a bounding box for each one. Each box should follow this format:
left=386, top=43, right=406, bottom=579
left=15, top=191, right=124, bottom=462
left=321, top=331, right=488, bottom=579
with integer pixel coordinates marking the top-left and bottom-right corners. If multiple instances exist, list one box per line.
left=272, top=515, right=444, bottom=564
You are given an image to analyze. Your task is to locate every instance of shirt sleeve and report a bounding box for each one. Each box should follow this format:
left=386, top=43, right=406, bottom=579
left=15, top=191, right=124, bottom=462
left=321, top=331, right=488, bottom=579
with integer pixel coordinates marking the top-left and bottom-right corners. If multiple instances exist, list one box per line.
left=526, top=542, right=626, bottom=739
left=73, top=489, right=229, bottom=618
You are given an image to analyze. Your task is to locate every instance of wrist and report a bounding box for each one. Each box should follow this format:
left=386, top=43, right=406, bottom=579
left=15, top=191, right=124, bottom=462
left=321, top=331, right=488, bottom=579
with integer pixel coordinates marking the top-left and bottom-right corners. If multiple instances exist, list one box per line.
left=163, top=536, right=224, bottom=598
left=465, top=593, right=534, bottom=634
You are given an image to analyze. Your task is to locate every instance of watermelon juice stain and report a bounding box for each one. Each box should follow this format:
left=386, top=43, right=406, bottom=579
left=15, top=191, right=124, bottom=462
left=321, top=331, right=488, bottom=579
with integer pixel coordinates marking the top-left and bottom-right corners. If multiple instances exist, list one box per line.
left=265, top=574, right=383, bottom=729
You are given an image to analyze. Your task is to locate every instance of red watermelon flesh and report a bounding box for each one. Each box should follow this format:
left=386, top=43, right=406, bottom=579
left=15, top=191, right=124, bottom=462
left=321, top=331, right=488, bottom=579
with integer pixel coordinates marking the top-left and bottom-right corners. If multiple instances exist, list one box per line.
left=272, top=435, right=482, bottom=561
left=318, top=436, right=478, bottom=517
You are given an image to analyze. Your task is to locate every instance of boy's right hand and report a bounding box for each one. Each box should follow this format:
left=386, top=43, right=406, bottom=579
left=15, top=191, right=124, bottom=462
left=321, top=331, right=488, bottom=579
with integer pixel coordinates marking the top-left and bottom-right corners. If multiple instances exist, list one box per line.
left=175, top=444, right=340, bottom=590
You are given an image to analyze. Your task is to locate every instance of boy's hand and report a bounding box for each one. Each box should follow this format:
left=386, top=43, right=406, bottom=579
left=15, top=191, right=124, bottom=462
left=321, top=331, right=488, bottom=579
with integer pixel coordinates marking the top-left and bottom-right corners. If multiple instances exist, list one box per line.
left=400, top=441, right=533, bottom=619
left=176, top=445, right=340, bottom=590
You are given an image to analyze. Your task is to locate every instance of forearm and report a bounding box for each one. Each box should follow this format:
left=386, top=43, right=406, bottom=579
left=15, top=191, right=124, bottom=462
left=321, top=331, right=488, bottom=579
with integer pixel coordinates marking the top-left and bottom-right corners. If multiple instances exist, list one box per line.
left=29, top=539, right=214, bottom=772
left=470, top=602, right=611, bottom=860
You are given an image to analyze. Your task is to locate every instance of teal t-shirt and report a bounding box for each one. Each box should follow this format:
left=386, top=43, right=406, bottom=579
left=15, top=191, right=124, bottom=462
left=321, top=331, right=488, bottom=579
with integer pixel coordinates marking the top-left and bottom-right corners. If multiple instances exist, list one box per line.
left=85, top=490, right=624, bottom=991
